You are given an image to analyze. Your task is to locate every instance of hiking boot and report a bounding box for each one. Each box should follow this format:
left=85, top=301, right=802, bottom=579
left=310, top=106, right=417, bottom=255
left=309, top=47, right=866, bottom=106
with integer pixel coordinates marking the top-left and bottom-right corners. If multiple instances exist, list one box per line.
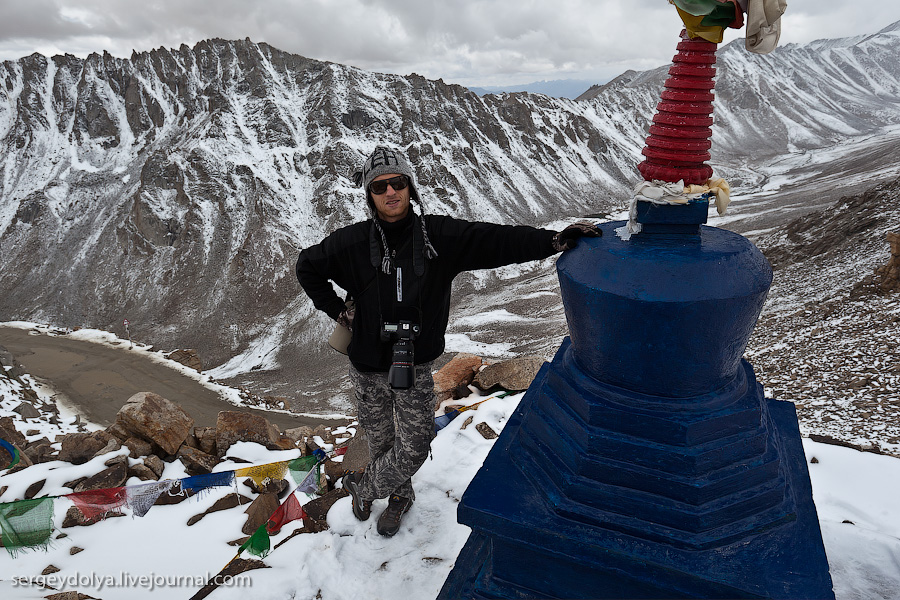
left=376, top=494, right=412, bottom=537
left=343, top=472, right=372, bottom=521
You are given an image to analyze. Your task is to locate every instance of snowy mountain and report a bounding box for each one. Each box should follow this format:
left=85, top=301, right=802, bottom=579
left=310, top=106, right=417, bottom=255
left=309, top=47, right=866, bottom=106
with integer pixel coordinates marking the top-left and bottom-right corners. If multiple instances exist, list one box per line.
left=1, top=23, right=900, bottom=414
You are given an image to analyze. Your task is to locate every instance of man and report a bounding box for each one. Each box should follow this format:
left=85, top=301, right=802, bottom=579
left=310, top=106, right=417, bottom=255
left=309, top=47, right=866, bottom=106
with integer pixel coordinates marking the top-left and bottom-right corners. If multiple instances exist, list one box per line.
left=296, top=146, right=599, bottom=537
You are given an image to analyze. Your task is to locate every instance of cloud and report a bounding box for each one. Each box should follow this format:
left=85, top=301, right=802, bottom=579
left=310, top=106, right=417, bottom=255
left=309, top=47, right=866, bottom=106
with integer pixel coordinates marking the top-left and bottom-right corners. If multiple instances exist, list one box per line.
left=1, top=0, right=899, bottom=86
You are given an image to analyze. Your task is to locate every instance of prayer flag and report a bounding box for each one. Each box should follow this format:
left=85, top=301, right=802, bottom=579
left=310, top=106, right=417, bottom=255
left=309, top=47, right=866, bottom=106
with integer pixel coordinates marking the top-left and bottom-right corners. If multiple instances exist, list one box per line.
left=126, top=480, right=177, bottom=517
left=266, top=492, right=306, bottom=535
left=235, top=460, right=289, bottom=487
left=239, top=523, right=271, bottom=558
left=0, top=438, right=19, bottom=470
left=295, top=465, right=322, bottom=495
left=287, top=455, right=318, bottom=486
left=67, top=488, right=127, bottom=522
left=182, top=471, right=236, bottom=497
left=0, top=498, right=55, bottom=557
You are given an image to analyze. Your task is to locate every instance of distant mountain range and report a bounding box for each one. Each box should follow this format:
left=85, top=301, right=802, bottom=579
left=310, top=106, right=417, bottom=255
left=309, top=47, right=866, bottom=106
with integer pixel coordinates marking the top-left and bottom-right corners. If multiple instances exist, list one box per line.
left=1, top=21, right=899, bottom=413
left=468, top=79, right=602, bottom=99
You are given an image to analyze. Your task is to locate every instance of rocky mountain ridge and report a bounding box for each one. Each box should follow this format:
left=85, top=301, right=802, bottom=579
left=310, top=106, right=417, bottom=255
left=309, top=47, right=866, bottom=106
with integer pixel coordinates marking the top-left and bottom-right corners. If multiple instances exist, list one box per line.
left=1, top=24, right=900, bottom=413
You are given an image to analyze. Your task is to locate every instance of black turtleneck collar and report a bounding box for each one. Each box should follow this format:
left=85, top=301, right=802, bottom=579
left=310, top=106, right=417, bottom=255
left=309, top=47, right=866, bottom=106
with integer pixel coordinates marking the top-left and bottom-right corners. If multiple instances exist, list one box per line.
left=376, top=210, right=414, bottom=245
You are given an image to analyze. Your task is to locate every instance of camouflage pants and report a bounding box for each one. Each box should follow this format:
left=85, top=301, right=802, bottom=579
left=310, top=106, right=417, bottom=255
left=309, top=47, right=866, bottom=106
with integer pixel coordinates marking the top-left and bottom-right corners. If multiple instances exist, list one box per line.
left=348, top=361, right=436, bottom=502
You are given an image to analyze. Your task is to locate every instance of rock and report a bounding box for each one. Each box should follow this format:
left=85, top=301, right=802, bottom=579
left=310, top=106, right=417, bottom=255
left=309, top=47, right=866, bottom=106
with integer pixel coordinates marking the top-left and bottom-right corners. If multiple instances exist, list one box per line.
left=472, top=356, right=545, bottom=391
left=452, top=382, right=474, bottom=400
left=123, top=436, right=154, bottom=458
left=13, top=402, right=40, bottom=419
left=62, top=505, right=125, bottom=528
left=24, top=479, right=46, bottom=499
left=190, top=558, right=269, bottom=600
left=73, top=462, right=128, bottom=492
left=0, top=416, right=27, bottom=448
left=216, top=411, right=281, bottom=456
left=42, top=564, right=61, bottom=575
left=341, top=428, right=370, bottom=473
left=187, top=493, right=252, bottom=526
left=127, top=463, right=159, bottom=481
left=70, top=546, right=84, bottom=555
left=242, top=477, right=289, bottom=496
left=177, top=446, right=219, bottom=475
left=312, top=424, right=335, bottom=445
left=302, top=488, right=349, bottom=533
left=8, top=445, right=33, bottom=473
left=475, top=422, right=499, bottom=439
left=242, top=493, right=280, bottom=535
left=323, top=458, right=345, bottom=483
left=26, top=429, right=40, bottom=436
left=24, top=439, right=56, bottom=464
left=166, top=348, right=203, bottom=371
left=182, top=430, right=201, bottom=450
left=194, top=426, right=217, bottom=455
left=143, top=454, right=165, bottom=478
left=284, top=426, right=314, bottom=444
left=433, top=353, right=483, bottom=408
left=105, top=422, right=130, bottom=442
left=115, top=392, right=194, bottom=456
left=460, top=416, right=474, bottom=430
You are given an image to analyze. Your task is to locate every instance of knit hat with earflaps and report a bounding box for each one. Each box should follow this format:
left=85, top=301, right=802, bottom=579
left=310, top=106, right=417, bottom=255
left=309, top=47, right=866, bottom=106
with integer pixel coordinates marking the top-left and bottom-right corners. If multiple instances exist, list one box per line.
left=352, top=146, right=438, bottom=273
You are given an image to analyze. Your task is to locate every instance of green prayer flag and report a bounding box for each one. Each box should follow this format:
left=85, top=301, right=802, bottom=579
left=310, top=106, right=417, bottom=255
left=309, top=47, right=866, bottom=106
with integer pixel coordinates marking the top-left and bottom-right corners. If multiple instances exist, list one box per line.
left=0, top=498, right=55, bottom=557
left=700, top=3, right=737, bottom=28
left=287, top=455, right=319, bottom=486
left=239, top=523, right=271, bottom=558
left=671, top=0, right=722, bottom=16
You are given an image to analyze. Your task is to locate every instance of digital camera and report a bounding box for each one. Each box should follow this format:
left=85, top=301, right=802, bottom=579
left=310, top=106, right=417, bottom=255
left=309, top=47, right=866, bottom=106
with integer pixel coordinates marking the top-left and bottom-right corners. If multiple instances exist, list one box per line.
left=381, top=321, right=420, bottom=389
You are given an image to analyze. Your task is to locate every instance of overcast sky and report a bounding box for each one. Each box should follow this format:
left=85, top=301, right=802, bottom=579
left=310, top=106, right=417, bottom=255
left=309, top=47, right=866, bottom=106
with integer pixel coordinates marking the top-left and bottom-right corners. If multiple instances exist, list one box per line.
left=1, top=0, right=899, bottom=87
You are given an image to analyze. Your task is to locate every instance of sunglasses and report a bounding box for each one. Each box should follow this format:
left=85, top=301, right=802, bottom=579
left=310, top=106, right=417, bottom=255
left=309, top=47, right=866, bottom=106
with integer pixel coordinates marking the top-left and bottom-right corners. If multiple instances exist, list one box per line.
left=369, top=175, right=409, bottom=195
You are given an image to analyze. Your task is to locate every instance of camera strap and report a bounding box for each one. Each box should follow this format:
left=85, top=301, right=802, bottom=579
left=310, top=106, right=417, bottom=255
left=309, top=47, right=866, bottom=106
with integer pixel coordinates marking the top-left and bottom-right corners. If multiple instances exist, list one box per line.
left=370, top=216, right=426, bottom=326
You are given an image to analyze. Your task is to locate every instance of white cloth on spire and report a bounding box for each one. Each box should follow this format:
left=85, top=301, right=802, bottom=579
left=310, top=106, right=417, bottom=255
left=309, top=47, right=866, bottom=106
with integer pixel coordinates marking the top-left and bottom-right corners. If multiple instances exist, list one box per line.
left=746, top=0, right=787, bottom=54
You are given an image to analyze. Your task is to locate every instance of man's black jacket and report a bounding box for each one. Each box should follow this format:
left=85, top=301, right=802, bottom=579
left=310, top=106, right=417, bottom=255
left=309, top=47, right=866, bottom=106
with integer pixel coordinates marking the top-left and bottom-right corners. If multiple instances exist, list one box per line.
left=296, top=211, right=557, bottom=372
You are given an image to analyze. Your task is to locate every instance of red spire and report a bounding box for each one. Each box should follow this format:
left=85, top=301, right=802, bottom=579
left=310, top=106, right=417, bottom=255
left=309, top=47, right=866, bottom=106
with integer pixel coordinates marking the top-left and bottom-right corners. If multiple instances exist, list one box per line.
left=637, top=31, right=718, bottom=185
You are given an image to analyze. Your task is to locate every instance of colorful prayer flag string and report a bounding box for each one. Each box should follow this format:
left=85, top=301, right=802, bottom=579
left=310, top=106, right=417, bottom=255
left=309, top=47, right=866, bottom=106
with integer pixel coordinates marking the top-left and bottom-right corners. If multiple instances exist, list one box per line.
left=67, top=488, right=127, bottom=522
left=0, top=497, right=54, bottom=557
left=0, top=438, right=20, bottom=470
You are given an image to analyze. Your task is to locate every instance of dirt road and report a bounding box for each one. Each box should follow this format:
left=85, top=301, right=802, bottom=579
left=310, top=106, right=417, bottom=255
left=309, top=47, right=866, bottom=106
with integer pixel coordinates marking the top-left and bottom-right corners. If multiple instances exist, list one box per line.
left=0, top=326, right=345, bottom=430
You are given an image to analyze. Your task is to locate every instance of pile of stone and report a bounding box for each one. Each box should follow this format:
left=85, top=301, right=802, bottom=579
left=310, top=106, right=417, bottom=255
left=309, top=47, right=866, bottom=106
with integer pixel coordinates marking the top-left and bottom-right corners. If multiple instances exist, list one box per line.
left=1, top=391, right=352, bottom=534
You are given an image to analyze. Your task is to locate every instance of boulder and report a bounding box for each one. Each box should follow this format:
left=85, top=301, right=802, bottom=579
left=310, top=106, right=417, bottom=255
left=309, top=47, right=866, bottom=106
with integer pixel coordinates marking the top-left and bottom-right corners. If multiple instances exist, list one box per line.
left=242, top=493, right=280, bottom=535
left=166, top=348, right=203, bottom=372
left=123, top=436, right=154, bottom=458
left=187, top=493, right=252, bottom=526
left=194, top=426, right=217, bottom=455
left=24, top=478, right=46, bottom=499
left=475, top=422, right=499, bottom=440
left=0, top=416, right=26, bottom=447
left=143, top=455, right=165, bottom=478
left=127, top=463, right=158, bottom=481
left=302, top=488, right=349, bottom=533
left=312, top=424, right=335, bottom=445
left=284, top=425, right=314, bottom=444
left=472, top=356, right=546, bottom=392
left=177, top=446, right=219, bottom=475
left=13, top=402, right=40, bottom=419
left=341, top=428, right=370, bottom=473
left=74, top=462, right=128, bottom=492
left=216, top=411, right=281, bottom=456
left=115, top=392, right=194, bottom=456
left=433, top=353, right=483, bottom=408
left=24, top=438, right=56, bottom=464
left=242, top=477, right=289, bottom=496
left=62, top=505, right=124, bottom=528
left=57, top=431, right=117, bottom=465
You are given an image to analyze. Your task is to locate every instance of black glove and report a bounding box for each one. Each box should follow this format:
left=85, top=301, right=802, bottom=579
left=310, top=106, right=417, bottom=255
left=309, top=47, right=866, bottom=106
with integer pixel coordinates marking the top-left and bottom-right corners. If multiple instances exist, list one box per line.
left=336, top=306, right=355, bottom=329
left=552, top=223, right=602, bottom=252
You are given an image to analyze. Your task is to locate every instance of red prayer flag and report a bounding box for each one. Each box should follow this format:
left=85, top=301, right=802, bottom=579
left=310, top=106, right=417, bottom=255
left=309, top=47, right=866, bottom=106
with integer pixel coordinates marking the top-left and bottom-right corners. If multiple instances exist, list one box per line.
left=68, top=488, right=127, bottom=521
left=266, top=493, right=307, bottom=535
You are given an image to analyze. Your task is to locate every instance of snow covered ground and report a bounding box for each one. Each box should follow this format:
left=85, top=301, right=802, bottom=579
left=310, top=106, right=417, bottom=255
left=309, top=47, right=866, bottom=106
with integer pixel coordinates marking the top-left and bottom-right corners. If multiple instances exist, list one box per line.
left=2, top=369, right=899, bottom=600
